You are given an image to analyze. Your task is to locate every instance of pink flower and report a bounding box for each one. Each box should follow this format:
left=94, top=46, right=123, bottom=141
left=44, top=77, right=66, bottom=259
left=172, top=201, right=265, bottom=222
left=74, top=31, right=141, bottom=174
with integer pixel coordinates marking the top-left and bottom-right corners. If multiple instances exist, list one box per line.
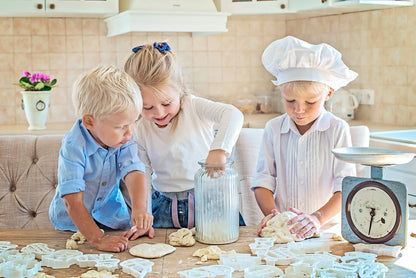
left=22, top=71, right=31, bottom=77
left=30, top=74, right=38, bottom=83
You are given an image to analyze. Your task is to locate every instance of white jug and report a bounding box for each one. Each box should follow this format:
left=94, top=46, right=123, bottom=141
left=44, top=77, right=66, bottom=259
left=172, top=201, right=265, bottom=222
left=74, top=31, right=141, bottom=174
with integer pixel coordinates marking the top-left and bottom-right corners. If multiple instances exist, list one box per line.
left=325, top=89, right=359, bottom=121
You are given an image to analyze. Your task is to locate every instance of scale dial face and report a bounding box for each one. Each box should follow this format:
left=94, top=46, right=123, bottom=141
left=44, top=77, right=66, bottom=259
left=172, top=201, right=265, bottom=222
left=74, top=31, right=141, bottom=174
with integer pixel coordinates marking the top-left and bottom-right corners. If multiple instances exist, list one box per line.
left=345, top=180, right=401, bottom=244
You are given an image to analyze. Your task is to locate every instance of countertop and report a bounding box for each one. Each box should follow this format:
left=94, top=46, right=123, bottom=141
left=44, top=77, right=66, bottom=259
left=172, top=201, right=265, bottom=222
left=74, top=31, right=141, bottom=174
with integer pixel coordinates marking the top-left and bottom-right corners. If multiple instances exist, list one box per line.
left=1, top=226, right=416, bottom=277
left=1, top=115, right=415, bottom=153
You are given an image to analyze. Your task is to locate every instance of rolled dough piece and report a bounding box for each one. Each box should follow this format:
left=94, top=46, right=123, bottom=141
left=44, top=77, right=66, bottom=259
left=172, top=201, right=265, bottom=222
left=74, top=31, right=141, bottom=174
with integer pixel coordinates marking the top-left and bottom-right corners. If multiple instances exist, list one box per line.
left=168, top=228, right=196, bottom=246
left=260, top=211, right=310, bottom=243
left=129, top=243, right=176, bottom=258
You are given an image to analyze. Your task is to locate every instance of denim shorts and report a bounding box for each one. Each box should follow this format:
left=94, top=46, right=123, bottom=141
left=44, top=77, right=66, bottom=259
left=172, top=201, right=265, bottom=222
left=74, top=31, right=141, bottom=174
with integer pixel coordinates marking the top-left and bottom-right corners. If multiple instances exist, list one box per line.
left=152, top=191, right=246, bottom=228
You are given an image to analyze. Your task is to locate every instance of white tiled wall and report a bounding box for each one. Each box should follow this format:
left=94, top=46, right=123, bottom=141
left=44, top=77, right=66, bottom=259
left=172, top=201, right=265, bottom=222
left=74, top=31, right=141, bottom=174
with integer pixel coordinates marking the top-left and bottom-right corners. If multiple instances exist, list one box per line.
left=1, top=6, right=416, bottom=126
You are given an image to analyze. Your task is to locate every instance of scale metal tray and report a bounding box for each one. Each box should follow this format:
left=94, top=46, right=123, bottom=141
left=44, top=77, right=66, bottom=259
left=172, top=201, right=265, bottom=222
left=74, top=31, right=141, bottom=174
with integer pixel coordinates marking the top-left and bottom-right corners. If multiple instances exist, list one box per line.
left=332, top=147, right=414, bottom=167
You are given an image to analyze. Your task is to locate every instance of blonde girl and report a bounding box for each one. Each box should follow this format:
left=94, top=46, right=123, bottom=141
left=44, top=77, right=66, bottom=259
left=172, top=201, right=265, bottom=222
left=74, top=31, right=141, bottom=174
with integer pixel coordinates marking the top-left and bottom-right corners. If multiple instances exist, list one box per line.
left=125, top=42, right=245, bottom=228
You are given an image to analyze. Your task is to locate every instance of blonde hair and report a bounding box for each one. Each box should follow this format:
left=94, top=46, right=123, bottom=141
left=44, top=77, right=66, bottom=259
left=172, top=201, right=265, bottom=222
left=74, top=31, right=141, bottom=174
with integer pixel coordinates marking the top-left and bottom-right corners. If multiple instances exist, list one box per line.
left=72, top=65, right=142, bottom=120
left=124, top=43, right=188, bottom=132
left=279, top=80, right=330, bottom=96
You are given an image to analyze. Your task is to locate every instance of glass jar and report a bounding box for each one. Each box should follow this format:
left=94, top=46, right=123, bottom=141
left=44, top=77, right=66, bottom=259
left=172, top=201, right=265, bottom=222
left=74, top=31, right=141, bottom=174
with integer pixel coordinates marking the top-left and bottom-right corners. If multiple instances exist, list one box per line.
left=194, top=160, right=239, bottom=244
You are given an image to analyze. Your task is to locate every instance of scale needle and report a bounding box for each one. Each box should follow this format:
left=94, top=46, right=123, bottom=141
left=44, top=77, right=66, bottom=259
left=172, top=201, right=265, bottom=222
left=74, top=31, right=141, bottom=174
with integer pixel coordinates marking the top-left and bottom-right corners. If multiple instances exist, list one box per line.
left=368, top=207, right=376, bottom=235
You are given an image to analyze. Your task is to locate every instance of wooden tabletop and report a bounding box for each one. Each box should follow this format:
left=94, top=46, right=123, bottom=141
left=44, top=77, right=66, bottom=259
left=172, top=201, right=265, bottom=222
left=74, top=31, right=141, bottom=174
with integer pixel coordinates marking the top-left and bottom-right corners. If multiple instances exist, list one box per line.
left=0, top=226, right=415, bottom=277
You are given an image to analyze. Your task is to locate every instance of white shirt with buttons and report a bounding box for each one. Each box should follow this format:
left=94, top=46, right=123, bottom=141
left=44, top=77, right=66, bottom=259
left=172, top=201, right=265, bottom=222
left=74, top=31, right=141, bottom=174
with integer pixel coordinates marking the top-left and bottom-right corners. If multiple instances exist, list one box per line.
left=251, top=110, right=356, bottom=214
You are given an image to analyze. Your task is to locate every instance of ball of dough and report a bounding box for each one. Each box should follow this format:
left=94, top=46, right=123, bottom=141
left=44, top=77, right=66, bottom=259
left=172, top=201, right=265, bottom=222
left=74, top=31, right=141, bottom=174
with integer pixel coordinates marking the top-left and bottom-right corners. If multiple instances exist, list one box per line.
left=260, top=211, right=310, bottom=244
left=168, top=228, right=196, bottom=247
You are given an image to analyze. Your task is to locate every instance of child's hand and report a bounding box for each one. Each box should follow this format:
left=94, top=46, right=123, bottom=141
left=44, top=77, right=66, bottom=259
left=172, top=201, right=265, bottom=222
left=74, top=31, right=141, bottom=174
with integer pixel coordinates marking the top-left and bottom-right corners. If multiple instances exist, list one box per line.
left=90, top=233, right=130, bottom=253
left=205, top=150, right=227, bottom=178
left=129, top=211, right=154, bottom=240
left=257, top=209, right=279, bottom=236
left=287, top=207, right=321, bottom=239
left=122, top=225, right=155, bottom=241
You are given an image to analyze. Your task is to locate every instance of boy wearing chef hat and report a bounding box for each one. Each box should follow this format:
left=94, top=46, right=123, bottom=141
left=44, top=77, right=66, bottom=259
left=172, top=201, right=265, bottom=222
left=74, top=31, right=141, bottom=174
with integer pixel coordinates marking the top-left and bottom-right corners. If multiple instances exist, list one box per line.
left=252, top=36, right=357, bottom=238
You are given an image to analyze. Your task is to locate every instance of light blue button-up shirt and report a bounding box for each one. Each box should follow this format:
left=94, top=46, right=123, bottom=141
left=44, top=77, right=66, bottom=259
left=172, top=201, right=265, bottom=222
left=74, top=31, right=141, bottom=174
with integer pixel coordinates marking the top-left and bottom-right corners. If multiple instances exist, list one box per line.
left=49, top=119, right=145, bottom=231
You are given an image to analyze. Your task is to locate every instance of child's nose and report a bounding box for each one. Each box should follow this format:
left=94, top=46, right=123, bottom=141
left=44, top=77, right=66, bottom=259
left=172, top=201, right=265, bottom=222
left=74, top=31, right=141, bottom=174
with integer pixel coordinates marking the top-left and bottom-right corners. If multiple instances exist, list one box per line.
left=294, top=103, right=305, bottom=113
left=125, top=124, right=134, bottom=136
left=153, top=106, right=164, bottom=117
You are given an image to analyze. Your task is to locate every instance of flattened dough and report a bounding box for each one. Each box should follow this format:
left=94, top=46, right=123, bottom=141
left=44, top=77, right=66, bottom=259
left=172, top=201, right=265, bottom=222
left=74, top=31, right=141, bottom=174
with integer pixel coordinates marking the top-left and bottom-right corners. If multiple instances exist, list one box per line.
left=192, top=246, right=236, bottom=261
left=129, top=243, right=176, bottom=258
left=260, top=211, right=311, bottom=243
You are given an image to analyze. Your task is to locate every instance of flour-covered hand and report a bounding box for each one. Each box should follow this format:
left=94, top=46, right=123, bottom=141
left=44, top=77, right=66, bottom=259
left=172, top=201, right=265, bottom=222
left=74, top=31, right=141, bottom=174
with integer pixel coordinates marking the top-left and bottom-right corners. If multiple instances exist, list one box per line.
left=287, top=207, right=320, bottom=239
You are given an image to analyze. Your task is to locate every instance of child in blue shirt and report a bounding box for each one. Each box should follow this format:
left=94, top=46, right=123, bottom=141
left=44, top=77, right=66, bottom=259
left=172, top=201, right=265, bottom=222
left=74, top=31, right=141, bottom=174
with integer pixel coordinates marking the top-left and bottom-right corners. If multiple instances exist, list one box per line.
left=49, top=65, right=153, bottom=252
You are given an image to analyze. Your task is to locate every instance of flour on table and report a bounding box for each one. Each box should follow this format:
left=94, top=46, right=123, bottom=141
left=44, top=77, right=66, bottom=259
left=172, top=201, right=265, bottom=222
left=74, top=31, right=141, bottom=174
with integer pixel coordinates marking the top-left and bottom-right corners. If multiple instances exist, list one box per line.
left=260, top=211, right=311, bottom=243
left=168, top=228, right=196, bottom=246
left=129, top=243, right=176, bottom=258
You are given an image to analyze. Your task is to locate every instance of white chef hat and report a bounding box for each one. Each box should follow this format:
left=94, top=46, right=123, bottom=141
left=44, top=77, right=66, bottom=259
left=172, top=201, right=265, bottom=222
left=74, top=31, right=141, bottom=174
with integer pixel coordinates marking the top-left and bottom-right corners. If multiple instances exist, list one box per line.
left=262, top=36, right=358, bottom=91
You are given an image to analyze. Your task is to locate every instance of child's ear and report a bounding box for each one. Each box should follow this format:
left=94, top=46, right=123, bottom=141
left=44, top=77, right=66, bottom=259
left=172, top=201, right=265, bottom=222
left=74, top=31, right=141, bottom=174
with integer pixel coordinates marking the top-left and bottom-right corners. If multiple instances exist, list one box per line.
left=82, top=115, right=94, bottom=130
left=325, top=88, right=335, bottom=101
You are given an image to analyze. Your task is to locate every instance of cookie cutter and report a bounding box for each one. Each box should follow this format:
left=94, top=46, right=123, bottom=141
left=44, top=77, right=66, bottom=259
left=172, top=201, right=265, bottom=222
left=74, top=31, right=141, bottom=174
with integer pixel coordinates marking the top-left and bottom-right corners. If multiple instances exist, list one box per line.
left=1, top=249, right=35, bottom=262
left=358, top=261, right=388, bottom=278
left=353, top=243, right=402, bottom=258
left=341, top=251, right=377, bottom=266
left=120, top=258, right=154, bottom=278
left=285, top=262, right=316, bottom=277
left=0, top=241, right=18, bottom=252
left=41, top=249, right=83, bottom=269
left=21, top=243, right=55, bottom=260
left=0, top=257, right=42, bottom=278
left=76, top=253, right=120, bottom=272
left=263, top=248, right=298, bottom=266
left=297, top=252, right=340, bottom=266
left=249, top=238, right=274, bottom=256
left=178, top=265, right=234, bottom=278
left=218, top=253, right=261, bottom=271
left=0, top=250, right=42, bottom=278
left=244, top=265, right=284, bottom=278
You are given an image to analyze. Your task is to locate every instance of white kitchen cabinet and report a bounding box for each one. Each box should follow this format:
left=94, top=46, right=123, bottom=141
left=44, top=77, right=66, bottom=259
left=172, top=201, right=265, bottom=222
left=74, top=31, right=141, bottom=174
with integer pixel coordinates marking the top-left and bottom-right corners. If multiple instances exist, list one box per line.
left=213, top=0, right=290, bottom=14
left=0, top=0, right=118, bottom=17
left=290, top=0, right=413, bottom=14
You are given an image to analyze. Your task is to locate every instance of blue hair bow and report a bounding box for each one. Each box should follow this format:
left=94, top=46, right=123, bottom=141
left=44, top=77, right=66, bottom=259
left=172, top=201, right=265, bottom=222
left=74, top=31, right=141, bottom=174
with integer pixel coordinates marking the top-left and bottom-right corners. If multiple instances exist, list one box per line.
left=132, top=45, right=144, bottom=53
left=153, top=42, right=171, bottom=54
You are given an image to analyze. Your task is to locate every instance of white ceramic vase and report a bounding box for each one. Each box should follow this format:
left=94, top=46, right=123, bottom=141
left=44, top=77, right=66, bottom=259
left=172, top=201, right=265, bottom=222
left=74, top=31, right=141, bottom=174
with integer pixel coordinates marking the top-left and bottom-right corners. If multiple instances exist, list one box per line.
left=21, top=91, right=50, bottom=130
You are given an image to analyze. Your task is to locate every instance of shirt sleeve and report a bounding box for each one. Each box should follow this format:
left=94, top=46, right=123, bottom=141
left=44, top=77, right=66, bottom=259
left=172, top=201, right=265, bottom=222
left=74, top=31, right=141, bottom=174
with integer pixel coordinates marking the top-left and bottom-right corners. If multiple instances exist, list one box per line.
left=118, top=140, right=146, bottom=181
left=332, top=122, right=356, bottom=192
left=251, top=121, right=277, bottom=192
left=58, top=138, right=87, bottom=197
left=192, top=96, right=244, bottom=155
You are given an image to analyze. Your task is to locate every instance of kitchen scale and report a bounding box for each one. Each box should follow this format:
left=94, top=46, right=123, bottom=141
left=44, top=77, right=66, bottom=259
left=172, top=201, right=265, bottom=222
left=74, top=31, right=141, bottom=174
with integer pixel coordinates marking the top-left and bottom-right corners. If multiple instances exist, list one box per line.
left=332, top=147, right=414, bottom=247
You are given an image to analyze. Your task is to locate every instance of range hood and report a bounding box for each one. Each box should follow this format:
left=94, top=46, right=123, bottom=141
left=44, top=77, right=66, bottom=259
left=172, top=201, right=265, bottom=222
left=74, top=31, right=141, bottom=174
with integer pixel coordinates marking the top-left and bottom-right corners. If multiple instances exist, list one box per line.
left=105, top=0, right=229, bottom=37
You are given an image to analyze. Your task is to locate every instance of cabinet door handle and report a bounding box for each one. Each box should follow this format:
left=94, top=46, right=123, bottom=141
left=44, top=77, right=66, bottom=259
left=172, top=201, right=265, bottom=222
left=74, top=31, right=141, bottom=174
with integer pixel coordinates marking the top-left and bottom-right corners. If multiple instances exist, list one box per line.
left=322, top=0, right=327, bottom=3
left=49, top=3, right=55, bottom=9
left=37, top=3, right=43, bottom=9
left=409, top=203, right=416, bottom=208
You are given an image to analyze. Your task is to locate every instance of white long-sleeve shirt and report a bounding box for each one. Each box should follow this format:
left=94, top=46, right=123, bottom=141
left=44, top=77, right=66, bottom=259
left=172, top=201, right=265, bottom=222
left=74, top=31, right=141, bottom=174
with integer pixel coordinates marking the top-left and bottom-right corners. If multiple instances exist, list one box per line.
left=134, top=94, right=244, bottom=193
left=251, top=110, right=356, bottom=214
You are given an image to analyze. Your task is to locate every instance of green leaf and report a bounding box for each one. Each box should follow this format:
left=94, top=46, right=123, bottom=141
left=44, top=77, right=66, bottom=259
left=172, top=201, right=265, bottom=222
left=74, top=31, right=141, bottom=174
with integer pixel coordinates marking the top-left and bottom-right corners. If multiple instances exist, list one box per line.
left=43, top=86, right=52, bottom=91
left=50, top=79, right=57, bottom=86
left=19, top=77, right=31, bottom=83
left=35, top=82, right=45, bottom=90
